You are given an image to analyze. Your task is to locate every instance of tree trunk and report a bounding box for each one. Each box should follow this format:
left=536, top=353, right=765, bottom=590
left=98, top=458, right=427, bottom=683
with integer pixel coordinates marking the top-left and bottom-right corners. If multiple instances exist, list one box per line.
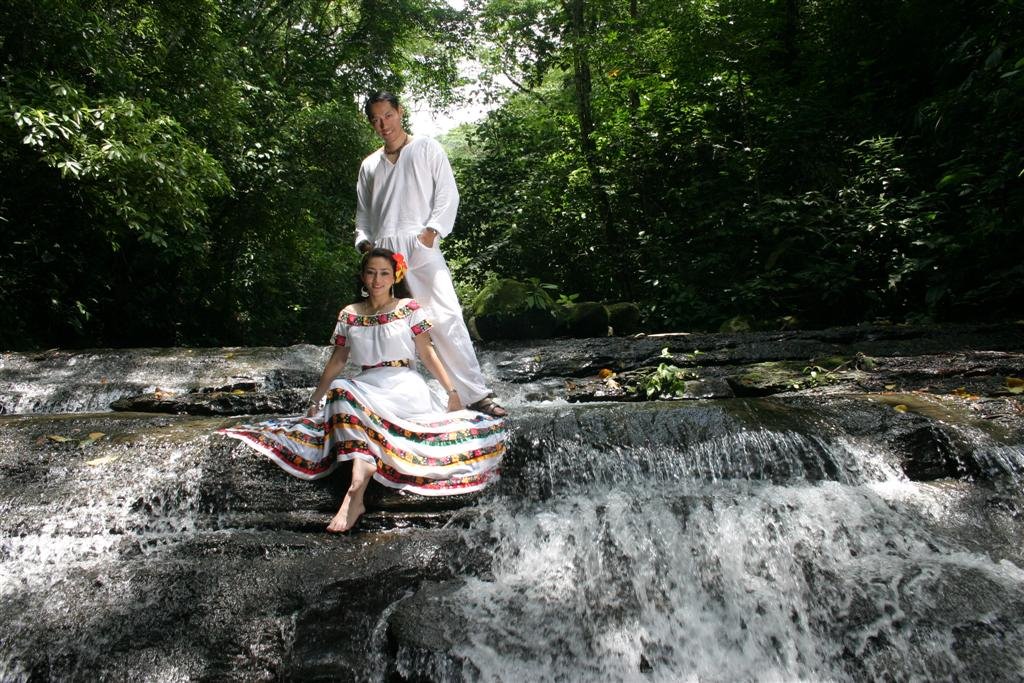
left=562, top=0, right=630, bottom=297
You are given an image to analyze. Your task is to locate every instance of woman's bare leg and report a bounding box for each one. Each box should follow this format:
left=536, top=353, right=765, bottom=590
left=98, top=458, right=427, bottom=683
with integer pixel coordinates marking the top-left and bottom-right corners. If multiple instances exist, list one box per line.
left=327, top=458, right=377, bottom=532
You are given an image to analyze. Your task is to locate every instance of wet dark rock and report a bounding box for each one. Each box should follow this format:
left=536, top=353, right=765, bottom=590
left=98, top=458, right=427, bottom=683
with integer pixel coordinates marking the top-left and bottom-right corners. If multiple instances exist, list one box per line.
left=508, top=325, right=1024, bottom=414
left=891, top=423, right=979, bottom=481
left=386, top=580, right=473, bottom=681
left=685, top=377, right=736, bottom=399
left=110, top=387, right=310, bottom=415
left=485, top=321, right=1024, bottom=384
left=0, top=344, right=328, bottom=414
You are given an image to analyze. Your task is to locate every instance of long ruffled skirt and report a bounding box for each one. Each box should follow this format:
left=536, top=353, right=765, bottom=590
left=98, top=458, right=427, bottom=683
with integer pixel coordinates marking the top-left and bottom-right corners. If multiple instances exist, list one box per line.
left=218, top=367, right=506, bottom=495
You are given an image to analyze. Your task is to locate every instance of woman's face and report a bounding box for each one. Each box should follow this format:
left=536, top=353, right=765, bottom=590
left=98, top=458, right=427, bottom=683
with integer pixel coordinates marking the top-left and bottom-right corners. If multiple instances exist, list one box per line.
left=362, top=256, right=395, bottom=297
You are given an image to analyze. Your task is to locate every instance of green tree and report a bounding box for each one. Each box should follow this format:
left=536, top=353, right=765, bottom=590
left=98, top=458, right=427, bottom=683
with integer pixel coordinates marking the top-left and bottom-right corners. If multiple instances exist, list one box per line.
left=1, top=0, right=473, bottom=349
left=448, top=0, right=1022, bottom=331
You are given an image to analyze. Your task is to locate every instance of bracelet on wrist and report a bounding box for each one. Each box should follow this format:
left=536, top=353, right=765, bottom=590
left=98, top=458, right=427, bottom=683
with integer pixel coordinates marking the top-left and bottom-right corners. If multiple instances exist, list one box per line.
left=447, top=388, right=457, bottom=395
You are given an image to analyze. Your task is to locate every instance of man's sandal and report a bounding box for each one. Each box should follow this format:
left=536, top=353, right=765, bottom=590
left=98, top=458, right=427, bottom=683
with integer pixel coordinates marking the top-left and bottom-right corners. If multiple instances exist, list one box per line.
left=468, top=397, right=508, bottom=418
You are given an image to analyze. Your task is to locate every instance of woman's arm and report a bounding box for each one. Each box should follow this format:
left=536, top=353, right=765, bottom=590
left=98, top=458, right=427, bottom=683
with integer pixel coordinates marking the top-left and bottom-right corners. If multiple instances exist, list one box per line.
left=414, top=331, right=463, bottom=411
left=306, top=345, right=350, bottom=416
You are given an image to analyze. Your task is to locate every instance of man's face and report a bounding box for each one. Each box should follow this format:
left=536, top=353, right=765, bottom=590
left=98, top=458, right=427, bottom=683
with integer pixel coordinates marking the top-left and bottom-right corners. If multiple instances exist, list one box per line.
left=368, top=101, right=405, bottom=146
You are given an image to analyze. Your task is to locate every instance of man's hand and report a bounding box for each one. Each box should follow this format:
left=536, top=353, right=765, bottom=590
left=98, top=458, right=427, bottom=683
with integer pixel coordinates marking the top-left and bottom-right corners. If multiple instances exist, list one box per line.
left=418, top=227, right=438, bottom=248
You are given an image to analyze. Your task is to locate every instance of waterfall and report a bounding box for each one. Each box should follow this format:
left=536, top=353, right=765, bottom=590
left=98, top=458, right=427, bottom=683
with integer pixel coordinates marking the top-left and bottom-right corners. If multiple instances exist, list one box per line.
left=2, top=346, right=1024, bottom=681
left=450, top=481, right=1024, bottom=681
left=405, top=401, right=1024, bottom=681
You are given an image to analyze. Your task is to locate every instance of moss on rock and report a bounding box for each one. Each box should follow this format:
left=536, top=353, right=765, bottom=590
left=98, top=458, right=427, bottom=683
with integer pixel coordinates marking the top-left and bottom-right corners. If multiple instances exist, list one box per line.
left=470, top=278, right=559, bottom=340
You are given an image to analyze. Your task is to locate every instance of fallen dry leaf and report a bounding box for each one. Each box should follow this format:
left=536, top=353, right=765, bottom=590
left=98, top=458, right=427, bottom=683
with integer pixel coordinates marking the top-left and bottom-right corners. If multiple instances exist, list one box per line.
left=893, top=404, right=908, bottom=412
left=46, top=434, right=72, bottom=443
left=598, top=368, right=616, bottom=379
left=85, top=455, right=120, bottom=466
left=79, top=432, right=106, bottom=447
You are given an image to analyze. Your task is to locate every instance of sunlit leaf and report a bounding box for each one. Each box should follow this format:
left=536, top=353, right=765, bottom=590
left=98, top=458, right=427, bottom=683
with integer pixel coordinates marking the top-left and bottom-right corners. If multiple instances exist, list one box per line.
left=1007, top=377, right=1024, bottom=394
left=893, top=404, right=908, bottom=412
left=47, top=434, right=73, bottom=443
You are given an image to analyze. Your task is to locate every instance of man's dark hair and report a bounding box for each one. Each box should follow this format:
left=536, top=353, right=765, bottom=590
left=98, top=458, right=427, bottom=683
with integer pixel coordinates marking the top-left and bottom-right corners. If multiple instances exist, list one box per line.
left=364, top=91, right=401, bottom=118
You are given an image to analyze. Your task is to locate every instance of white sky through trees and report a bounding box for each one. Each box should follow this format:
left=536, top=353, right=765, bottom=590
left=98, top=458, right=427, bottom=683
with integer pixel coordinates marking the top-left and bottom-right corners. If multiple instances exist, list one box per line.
left=406, top=0, right=502, bottom=137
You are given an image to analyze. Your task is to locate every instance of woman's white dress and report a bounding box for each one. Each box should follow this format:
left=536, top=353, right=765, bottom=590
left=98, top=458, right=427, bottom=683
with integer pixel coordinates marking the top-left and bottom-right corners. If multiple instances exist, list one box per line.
left=219, top=299, right=506, bottom=496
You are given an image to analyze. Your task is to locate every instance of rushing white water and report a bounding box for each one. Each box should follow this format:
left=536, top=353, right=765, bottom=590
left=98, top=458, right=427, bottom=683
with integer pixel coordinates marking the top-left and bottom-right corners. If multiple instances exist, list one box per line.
left=421, top=413, right=1024, bottom=683
left=451, top=477, right=1024, bottom=682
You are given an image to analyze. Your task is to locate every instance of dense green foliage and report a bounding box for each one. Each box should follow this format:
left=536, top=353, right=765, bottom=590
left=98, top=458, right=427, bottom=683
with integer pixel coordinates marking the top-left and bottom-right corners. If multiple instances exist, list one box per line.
left=2, top=0, right=1021, bottom=349
left=1, top=0, right=467, bottom=349
left=446, top=0, right=1024, bottom=330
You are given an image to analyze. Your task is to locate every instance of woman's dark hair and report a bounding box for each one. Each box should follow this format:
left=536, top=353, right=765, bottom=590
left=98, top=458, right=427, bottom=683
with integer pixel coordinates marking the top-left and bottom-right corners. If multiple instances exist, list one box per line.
left=354, top=247, right=412, bottom=301
left=364, top=91, right=401, bottom=118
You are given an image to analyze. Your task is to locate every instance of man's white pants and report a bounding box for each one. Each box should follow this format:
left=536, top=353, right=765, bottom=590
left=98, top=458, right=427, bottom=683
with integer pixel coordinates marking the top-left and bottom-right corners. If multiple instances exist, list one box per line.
left=377, top=231, right=491, bottom=405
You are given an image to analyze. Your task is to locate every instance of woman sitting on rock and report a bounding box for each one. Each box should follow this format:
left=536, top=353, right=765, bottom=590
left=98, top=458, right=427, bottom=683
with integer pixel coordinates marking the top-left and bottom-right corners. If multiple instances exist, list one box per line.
left=219, top=248, right=507, bottom=532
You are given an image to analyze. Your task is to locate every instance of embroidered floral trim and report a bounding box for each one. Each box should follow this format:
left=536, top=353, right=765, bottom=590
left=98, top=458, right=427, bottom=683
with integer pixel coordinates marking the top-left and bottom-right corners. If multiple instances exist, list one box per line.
left=410, top=320, right=432, bottom=336
left=340, top=300, right=423, bottom=327
left=329, top=434, right=504, bottom=471
left=221, top=429, right=500, bottom=490
left=362, top=359, right=411, bottom=370
left=326, top=387, right=506, bottom=446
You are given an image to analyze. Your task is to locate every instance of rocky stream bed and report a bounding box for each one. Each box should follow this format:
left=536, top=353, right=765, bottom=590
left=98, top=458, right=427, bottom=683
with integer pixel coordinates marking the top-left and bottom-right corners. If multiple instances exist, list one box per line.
left=2, top=322, right=1024, bottom=680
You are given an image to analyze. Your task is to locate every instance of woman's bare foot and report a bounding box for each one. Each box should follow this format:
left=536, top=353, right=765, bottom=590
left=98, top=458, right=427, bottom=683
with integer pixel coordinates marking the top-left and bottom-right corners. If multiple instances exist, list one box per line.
left=327, top=493, right=365, bottom=532
left=327, top=458, right=376, bottom=533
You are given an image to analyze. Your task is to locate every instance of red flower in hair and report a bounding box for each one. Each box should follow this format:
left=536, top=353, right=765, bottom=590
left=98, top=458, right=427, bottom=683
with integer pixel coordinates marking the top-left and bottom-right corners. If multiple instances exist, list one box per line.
left=393, top=252, right=408, bottom=283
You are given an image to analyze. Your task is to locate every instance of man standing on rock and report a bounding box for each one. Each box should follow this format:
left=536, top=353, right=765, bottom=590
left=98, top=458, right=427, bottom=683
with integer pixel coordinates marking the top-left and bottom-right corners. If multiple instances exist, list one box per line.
left=353, top=91, right=507, bottom=417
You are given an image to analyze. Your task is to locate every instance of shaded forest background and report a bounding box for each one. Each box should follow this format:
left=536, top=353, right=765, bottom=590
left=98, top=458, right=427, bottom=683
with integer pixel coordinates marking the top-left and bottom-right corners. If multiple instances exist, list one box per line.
left=1, top=0, right=1021, bottom=351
